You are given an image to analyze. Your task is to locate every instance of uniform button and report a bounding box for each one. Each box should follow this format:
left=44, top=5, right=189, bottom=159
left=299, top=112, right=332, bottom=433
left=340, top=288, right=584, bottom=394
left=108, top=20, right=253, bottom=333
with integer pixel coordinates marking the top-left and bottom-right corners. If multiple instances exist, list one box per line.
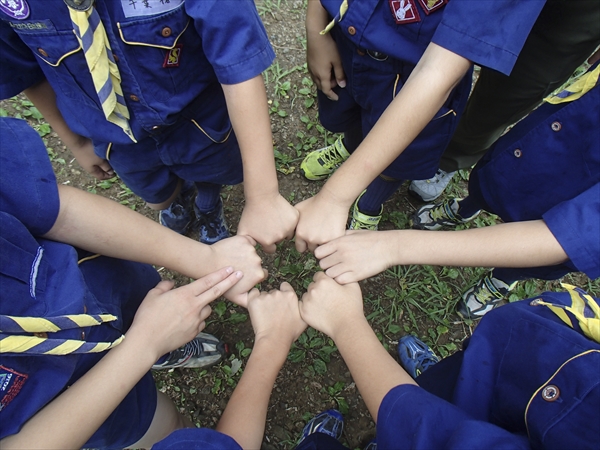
left=357, top=48, right=365, bottom=56
left=161, top=27, right=172, bottom=37
left=514, top=148, right=522, bottom=158
left=129, top=94, right=140, bottom=102
left=33, top=332, right=48, bottom=339
left=112, top=53, right=119, bottom=62
left=37, top=48, right=48, bottom=57
left=152, top=125, right=161, bottom=130
left=83, top=305, right=87, bottom=313
left=81, top=331, right=86, bottom=340
left=551, top=121, right=562, bottom=132
left=348, top=26, right=356, bottom=35
left=542, top=385, right=560, bottom=402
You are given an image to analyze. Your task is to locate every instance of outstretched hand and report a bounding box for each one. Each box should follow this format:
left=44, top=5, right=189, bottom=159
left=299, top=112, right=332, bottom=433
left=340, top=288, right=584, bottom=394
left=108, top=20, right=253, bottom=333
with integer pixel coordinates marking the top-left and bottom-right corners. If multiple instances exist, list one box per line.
left=294, top=194, right=350, bottom=253
left=209, top=235, right=268, bottom=307
left=126, top=266, right=243, bottom=361
left=299, top=272, right=365, bottom=340
left=247, top=282, right=307, bottom=346
left=237, top=193, right=299, bottom=253
left=315, top=230, right=394, bottom=283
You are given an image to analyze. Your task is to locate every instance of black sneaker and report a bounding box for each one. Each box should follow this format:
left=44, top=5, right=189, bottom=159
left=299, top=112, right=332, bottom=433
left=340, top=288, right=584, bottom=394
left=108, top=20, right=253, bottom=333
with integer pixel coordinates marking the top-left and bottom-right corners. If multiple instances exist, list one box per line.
left=456, top=276, right=517, bottom=320
left=410, top=198, right=480, bottom=231
left=152, top=332, right=227, bottom=370
left=194, top=198, right=229, bottom=245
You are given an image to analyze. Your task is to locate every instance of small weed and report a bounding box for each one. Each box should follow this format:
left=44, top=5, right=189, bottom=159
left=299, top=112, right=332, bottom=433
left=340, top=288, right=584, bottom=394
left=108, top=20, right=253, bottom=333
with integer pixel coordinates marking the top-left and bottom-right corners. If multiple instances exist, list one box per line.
left=325, top=381, right=350, bottom=415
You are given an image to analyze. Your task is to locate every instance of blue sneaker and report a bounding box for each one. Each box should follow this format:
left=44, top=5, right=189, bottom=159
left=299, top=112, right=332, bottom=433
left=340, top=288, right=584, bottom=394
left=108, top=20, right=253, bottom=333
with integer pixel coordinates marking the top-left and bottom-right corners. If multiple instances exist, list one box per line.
left=194, top=198, right=229, bottom=245
left=397, top=336, right=439, bottom=379
left=298, top=409, right=344, bottom=445
left=159, top=181, right=196, bottom=234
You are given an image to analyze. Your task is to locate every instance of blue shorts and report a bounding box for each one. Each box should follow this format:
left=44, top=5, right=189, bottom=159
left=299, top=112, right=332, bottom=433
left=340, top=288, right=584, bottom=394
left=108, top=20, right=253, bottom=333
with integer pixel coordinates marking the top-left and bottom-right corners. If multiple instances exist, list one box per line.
left=318, top=29, right=471, bottom=180
left=102, top=89, right=244, bottom=204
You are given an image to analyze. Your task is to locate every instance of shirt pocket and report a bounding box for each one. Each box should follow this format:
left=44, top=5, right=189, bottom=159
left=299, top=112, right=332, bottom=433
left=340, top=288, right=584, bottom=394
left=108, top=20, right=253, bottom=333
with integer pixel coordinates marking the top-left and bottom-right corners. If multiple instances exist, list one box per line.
left=0, top=216, right=49, bottom=317
left=11, top=24, right=101, bottom=108
left=116, top=4, right=210, bottom=103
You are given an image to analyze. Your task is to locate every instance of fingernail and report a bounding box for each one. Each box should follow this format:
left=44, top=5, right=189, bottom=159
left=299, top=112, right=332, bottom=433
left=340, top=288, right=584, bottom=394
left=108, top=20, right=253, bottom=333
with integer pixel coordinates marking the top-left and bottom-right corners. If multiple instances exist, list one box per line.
left=339, top=80, right=346, bottom=88
left=235, top=271, right=243, bottom=278
left=226, top=267, right=234, bottom=274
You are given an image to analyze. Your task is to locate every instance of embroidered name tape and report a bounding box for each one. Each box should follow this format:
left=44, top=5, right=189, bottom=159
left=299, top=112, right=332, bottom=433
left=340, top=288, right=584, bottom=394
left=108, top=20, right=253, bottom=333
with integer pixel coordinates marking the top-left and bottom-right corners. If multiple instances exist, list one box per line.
left=120, top=0, right=184, bottom=19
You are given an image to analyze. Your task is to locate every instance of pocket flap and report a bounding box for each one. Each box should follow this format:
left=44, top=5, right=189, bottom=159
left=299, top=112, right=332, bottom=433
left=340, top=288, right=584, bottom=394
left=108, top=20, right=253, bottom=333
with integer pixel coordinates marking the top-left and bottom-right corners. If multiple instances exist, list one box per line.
left=117, top=5, right=190, bottom=50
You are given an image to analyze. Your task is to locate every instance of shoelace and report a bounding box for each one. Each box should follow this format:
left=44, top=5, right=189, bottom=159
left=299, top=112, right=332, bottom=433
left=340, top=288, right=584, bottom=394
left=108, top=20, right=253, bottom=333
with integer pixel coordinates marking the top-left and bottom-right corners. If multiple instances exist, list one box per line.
left=319, top=143, right=347, bottom=169
left=417, top=355, right=439, bottom=372
left=429, top=201, right=456, bottom=222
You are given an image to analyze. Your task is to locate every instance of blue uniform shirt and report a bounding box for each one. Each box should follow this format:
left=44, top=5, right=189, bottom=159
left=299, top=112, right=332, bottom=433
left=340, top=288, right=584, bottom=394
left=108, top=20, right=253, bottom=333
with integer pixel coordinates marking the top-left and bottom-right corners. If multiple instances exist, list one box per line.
left=0, top=0, right=272, bottom=203
left=0, top=0, right=274, bottom=145
left=377, top=291, right=600, bottom=449
left=469, top=78, right=600, bottom=280
left=315, top=0, right=547, bottom=179
left=0, top=117, right=159, bottom=448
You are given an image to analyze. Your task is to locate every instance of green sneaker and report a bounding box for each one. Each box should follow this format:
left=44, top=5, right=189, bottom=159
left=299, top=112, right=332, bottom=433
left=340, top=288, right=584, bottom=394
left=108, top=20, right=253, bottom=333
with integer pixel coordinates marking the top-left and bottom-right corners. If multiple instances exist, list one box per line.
left=301, top=136, right=350, bottom=181
left=348, top=192, right=382, bottom=230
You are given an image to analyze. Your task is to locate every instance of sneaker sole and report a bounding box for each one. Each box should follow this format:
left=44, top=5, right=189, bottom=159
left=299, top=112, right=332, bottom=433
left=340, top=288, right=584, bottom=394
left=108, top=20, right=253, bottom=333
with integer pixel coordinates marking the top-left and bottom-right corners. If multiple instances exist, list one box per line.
left=300, top=165, right=329, bottom=181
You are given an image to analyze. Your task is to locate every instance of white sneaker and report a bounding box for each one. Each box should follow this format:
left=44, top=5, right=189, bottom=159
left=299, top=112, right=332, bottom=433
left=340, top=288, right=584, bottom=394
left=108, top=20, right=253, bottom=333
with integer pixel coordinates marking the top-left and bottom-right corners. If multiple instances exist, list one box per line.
left=408, top=169, right=456, bottom=202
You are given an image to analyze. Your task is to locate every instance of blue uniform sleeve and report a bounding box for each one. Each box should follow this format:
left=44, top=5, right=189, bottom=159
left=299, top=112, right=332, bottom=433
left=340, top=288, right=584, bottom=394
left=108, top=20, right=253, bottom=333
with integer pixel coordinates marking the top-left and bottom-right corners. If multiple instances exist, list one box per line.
left=543, top=183, right=600, bottom=280
left=0, top=117, right=59, bottom=235
left=151, top=427, right=242, bottom=450
left=184, top=0, right=275, bottom=85
left=0, top=22, right=45, bottom=98
left=432, top=0, right=546, bottom=75
left=377, top=385, right=529, bottom=449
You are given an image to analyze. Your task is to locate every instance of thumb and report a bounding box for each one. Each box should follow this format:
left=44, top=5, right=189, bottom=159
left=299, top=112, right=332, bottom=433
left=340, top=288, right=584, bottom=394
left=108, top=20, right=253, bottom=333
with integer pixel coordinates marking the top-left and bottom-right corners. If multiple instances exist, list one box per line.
left=280, top=282, right=294, bottom=292
left=150, top=279, right=175, bottom=295
left=229, top=291, right=249, bottom=309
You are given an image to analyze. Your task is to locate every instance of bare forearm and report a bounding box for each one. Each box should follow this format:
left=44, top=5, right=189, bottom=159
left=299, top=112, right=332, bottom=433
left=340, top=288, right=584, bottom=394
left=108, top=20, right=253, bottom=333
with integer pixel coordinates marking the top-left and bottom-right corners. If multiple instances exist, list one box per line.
left=0, top=336, right=155, bottom=449
left=392, top=221, right=568, bottom=268
left=216, top=338, right=289, bottom=449
left=333, top=319, right=416, bottom=422
left=222, top=76, right=279, bottom=199
left=45, top=185, right=213, bottom=279
left=321, top=43, right=470, bottom=205
left=306, top=0, right=329, bottom=33
left=24, top=79, right=88, bottom=149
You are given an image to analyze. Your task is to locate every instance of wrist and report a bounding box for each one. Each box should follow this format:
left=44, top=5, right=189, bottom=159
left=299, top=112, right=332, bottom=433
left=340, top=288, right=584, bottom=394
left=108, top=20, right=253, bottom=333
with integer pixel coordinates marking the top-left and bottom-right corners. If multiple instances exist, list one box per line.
left=316, top=183, right=355, bottom=210
left=332, top=315, right=370, bottom=343
left=115, top=329, right=160, bottom=370
left=253, top=334, right=293, bottom=360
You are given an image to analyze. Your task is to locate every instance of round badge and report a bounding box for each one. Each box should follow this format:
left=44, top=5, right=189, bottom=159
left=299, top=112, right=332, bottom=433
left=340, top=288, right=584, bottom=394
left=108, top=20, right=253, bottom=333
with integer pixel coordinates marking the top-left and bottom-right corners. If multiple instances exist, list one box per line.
left=0, top=0, right=31, bottom=20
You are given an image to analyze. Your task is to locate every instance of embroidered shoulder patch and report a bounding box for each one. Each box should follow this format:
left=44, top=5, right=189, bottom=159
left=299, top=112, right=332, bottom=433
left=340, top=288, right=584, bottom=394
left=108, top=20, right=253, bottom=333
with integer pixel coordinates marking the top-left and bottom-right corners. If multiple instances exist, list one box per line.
left=417, top=0, right=447, bottom=15
left=0, top=365, right=28, bottom=412
left=0, top=0, right=30, bottom=20
left=389, top=0, right=420, bottom=24
left=163, top=44, right=182, bottom=68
